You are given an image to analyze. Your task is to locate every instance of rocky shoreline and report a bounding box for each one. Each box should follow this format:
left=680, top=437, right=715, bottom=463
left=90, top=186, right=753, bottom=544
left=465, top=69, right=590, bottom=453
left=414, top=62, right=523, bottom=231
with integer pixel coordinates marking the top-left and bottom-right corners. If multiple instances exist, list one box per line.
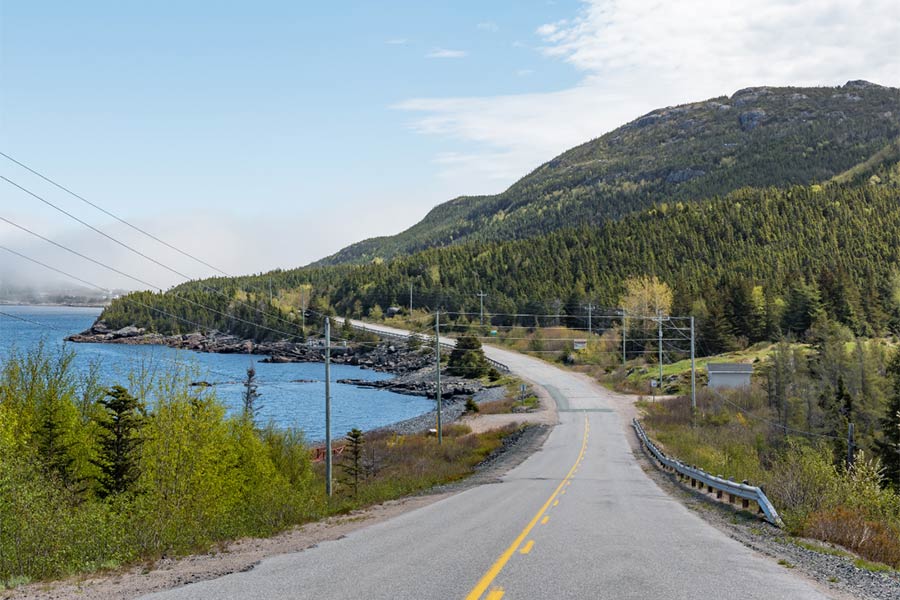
left=67, top=321, right=495, bottom=403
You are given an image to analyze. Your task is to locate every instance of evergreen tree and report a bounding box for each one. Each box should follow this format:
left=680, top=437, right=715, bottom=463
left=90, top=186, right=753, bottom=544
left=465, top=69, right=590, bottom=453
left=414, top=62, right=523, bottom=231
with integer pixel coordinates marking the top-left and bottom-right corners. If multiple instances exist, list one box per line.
left=93, top=385, right=144, bottom=497
left=242, top=365, right=261, bottom=421
left=876, top=352, right=900, bottom=489
left=700, top=299, right=737, bottom=354
left=339, top=428, right=365, bottom=497
left=447, top=335, right=490, bottom=378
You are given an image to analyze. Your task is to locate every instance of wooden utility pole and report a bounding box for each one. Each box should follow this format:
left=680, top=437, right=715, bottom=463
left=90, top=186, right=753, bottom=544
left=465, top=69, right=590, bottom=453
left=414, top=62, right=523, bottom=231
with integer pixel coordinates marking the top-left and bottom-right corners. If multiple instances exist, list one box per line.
left=324, top=317, right=332, bottom=497
left=435, top=311, right=442, bottom=445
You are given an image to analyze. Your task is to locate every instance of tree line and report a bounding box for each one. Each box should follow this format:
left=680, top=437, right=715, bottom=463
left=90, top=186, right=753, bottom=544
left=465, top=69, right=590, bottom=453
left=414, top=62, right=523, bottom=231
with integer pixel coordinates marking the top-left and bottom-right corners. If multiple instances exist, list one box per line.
left=100, top=179, right=900, bottom=356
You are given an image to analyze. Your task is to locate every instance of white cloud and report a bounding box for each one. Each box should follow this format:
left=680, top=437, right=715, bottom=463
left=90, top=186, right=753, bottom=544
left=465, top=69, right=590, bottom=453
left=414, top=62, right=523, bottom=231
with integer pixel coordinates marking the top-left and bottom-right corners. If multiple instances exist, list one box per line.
left=385, top=38, right=408, bottom=45
left=477, top=21, right=499, bottom=32
left=426, top=48, right=468, bottom=59
left=398, top=0, right=900, bottom=192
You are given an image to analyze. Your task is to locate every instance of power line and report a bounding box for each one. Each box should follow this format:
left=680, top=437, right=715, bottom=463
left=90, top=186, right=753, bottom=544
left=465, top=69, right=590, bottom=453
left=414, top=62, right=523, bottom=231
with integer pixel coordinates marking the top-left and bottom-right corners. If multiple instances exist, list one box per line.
left=1, top=175, right=304, bottom=334
left=0, top=218, right=309, bottom=343
left=0, top=309, right=68, bottom=331
left=0, top=215, right=164, bottom=291
left=0, top=150, right=231, bottom=277
left=2, top=176, right=198, bottom=283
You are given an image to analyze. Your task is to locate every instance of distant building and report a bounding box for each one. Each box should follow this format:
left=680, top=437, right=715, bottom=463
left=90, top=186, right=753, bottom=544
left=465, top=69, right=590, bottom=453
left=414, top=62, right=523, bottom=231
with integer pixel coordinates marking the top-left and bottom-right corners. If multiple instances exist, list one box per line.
left=707, top=363, right=753, bottom=389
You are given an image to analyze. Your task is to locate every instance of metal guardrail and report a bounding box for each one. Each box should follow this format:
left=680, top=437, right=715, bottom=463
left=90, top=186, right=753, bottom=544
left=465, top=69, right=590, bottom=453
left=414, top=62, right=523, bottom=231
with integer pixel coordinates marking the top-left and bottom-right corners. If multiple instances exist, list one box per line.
left=632, top=418, right=783, bottom=527
left=343, top=320, right=510, bottom=373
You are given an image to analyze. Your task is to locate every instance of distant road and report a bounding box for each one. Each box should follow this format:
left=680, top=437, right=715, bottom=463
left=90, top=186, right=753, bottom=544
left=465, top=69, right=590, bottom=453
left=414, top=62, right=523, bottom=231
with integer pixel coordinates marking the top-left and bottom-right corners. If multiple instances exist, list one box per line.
left=143, top=319, right=829, bottom=600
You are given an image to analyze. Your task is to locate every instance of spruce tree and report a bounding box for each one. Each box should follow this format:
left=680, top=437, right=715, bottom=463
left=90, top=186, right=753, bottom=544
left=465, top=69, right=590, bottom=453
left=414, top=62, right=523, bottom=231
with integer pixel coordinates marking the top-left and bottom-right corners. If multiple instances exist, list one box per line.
left=340, top=428, right=365, bottom=497
left=242, top=365, right=261, bottom=421
left=93, top=385, right=144, bottom=497
left=876, top=352, right=900, bottom=488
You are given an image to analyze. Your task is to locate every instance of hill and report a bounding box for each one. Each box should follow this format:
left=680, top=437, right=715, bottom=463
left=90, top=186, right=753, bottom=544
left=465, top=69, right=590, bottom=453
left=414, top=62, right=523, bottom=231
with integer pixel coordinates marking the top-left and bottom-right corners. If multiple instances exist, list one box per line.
left=100, top=174, right=900, bottom=352
left=316, top=81, right=900, bottom=266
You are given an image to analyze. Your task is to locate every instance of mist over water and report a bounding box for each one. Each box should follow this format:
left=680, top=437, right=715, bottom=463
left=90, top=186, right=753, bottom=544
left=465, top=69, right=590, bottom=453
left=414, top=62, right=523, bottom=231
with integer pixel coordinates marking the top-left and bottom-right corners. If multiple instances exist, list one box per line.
left=0, top=305, right=433, bottom=439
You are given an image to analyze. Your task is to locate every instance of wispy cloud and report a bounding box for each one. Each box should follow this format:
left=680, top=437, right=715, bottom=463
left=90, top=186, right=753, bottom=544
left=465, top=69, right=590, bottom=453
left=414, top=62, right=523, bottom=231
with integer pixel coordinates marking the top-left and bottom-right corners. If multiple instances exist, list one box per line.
left=385, top=38, right=407, bottom=45
left=398, top=0, right=900, bottom=191
left=426, top=47, right=468, bottom=59
left=476, top=21, right=499, bottom=32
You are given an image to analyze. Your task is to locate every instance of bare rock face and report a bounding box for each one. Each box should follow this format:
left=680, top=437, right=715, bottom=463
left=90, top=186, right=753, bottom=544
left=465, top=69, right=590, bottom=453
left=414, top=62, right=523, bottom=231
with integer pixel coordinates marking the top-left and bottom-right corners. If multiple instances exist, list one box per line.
left=739, top=110, right=766, bottom=131
left=844, top=79, right=883, bottom=90
left=666, top=168, right=705, bottom=184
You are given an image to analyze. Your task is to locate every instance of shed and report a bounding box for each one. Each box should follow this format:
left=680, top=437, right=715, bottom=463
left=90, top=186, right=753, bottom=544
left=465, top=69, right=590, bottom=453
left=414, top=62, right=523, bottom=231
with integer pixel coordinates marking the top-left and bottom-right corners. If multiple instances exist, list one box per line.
left=707, top=363, right=753, bottom=389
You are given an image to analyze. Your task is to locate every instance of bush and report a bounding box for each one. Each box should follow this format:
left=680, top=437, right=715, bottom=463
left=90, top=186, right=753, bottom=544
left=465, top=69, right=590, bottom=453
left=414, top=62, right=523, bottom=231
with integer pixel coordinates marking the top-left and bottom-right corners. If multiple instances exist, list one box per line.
left=806, top=507, right=900, bottom=568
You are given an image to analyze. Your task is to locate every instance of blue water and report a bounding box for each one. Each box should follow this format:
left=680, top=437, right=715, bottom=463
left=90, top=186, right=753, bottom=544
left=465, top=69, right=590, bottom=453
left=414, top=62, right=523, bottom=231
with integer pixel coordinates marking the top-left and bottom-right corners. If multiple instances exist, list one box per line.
left=0, top=305, right=433, bottom=439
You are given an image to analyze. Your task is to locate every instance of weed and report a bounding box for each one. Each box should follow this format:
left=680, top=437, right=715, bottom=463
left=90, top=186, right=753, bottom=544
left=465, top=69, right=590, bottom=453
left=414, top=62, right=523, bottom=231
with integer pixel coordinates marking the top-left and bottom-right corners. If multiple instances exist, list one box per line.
left=778, top=559, right=795, bottom=568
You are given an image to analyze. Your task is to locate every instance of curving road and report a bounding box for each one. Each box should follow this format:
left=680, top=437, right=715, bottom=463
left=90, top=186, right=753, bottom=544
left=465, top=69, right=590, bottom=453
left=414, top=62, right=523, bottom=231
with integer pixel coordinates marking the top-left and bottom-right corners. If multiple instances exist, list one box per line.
left=143, top=321, right=830, bottom=600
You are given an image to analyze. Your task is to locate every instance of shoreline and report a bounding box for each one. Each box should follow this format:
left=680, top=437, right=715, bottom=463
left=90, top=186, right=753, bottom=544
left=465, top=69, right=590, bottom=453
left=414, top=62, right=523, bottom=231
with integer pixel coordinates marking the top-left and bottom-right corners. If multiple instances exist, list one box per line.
left=67, top=323, right=504, bottom=433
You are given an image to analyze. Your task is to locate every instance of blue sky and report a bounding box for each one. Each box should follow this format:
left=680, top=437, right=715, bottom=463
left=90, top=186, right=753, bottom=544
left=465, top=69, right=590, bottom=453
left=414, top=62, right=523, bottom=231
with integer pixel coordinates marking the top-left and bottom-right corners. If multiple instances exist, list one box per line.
left=1, top=0, right=898, bottom=290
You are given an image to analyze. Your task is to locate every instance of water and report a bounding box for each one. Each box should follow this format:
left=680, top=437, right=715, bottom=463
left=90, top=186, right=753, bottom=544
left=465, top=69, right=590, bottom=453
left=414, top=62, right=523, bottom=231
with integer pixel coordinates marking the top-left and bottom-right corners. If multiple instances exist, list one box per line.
left=0, top=305, right=433, bottom=439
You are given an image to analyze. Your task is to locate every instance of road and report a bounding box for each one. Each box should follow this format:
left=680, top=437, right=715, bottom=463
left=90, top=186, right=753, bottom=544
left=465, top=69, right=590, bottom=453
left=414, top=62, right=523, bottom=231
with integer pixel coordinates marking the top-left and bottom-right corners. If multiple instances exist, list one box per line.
left=143, top=321, right=830, bottom=600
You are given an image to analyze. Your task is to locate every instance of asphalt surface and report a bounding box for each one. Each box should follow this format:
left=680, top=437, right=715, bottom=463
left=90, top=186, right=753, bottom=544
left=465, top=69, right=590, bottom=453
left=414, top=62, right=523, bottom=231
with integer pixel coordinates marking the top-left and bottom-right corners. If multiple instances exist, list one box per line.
left=142, top=322, right=831, bottom=600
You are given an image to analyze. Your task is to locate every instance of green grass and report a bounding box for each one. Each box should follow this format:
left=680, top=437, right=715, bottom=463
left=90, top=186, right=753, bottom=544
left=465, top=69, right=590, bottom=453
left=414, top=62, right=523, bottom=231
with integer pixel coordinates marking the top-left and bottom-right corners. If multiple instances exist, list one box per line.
left=789, top=538, right=852, bottom=559
left=853, top=558, right=896, bottom=573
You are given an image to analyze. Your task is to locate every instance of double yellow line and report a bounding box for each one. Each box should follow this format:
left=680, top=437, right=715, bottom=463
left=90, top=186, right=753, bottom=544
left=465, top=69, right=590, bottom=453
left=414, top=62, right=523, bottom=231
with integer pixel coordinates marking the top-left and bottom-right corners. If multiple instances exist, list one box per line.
left=465, top=415, right=590, bottom=600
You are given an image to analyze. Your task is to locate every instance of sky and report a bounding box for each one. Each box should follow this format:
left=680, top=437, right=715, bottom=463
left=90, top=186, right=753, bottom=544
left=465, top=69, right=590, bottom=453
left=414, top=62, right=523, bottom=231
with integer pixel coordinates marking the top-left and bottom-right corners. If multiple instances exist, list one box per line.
left=1, top=0, right=898, bottom=292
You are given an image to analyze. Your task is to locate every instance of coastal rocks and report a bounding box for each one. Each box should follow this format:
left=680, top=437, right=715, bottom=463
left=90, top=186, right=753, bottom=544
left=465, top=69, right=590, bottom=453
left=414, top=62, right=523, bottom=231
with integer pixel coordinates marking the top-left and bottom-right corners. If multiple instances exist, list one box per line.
left=67, top=323, right=436, bottom=377
left=337, top=377, right=484, bottom=399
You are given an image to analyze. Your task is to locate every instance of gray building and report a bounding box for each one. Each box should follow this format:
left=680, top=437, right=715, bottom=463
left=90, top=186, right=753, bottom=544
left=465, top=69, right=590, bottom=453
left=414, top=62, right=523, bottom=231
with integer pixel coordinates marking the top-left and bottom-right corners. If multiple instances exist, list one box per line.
left=707, top=363, right=753, bottom=389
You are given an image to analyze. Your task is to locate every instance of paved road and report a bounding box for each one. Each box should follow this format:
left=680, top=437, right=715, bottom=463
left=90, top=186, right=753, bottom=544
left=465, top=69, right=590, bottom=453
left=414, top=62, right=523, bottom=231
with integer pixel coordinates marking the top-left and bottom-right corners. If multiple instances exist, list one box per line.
left=143, top=322, right=830, bottom=600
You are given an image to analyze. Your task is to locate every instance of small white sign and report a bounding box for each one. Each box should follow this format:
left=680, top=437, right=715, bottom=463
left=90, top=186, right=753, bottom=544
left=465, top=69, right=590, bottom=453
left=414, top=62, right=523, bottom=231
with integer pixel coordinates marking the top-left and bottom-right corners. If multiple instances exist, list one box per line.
left=573, top=339, right=587, bottom=351
left=650, top=379, right=658, bottom=388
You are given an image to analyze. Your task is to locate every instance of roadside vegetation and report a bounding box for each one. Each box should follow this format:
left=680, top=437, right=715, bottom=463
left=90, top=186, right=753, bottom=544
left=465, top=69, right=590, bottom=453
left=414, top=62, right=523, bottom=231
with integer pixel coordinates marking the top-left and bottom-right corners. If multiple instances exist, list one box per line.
left=638, top=325, right=900, bottom=570
left=0, top=344, right=520, bottom=588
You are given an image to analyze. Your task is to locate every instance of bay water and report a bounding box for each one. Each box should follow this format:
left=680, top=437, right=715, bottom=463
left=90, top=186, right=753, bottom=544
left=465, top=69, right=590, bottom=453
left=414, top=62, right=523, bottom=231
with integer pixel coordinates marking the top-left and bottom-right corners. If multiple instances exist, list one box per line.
left=0, top=305, right=433, bottom=440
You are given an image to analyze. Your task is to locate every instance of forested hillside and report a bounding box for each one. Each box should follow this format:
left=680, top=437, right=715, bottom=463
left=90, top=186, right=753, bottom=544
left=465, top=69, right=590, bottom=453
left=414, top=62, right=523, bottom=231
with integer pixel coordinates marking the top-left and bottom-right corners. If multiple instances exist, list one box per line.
left=316, top=81, right=900, bottom=265
left=100, top=173, right=900, bottom=354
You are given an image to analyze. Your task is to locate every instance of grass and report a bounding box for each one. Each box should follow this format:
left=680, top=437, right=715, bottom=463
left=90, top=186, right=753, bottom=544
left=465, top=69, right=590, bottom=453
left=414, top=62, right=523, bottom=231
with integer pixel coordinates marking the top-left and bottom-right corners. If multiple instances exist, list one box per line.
left=317, top=423, right=523, bottom=513
left=778, top=559, right=795, bottom=568
left=853, top=558, right=896, bottom=573
left=789, top=538, right=852, bottom=559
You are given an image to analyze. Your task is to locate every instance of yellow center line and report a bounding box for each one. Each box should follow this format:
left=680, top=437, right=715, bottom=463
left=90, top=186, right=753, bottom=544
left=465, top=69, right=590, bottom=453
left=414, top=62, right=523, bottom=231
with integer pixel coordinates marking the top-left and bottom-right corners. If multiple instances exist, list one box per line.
left=464, top=415, right=589, bottom=600
left=519, top=540, right=535, bottom=555
left=552, top=499, right=559, bottom=507
left=541, top=515, right=549, bottom=525
left=485, top=588, right=505, bottom=600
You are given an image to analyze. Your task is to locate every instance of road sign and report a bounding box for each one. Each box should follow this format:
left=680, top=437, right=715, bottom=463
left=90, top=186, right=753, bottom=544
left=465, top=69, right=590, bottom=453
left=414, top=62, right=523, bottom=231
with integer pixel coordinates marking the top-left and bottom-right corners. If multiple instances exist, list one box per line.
left=650, top=379, right=658, bottom=388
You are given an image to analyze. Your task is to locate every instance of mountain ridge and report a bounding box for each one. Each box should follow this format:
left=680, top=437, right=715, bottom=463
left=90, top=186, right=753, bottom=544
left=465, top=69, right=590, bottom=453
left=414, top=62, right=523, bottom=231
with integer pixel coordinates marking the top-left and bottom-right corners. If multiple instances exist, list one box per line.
left=314, top=80, right=900, bottom=266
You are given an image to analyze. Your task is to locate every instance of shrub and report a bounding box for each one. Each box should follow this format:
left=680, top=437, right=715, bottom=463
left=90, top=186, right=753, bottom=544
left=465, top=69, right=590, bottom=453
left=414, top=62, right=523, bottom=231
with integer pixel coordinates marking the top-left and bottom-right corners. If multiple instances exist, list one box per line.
left=806, top=506, right=900, bottom=568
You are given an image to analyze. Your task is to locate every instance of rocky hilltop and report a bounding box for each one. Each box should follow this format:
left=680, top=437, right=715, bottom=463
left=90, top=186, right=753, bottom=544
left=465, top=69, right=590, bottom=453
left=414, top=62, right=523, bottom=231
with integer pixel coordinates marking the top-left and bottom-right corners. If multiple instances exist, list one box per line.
left=314, top=81, right=900, bottom=265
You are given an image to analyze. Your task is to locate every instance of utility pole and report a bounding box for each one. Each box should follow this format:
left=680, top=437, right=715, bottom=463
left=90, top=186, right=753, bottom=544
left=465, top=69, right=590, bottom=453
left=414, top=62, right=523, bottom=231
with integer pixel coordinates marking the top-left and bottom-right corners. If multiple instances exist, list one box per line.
left=409, top=281, right=413, bottom=314
left=657, top=309, right=663, bottom=394
left=621, top=309, right=627, bottom=366
left=435, top=311, right=443, bottom=444
left=652, top=309, right=670, bottom=398
left=847, top=422, right=856, bottom=470
left=476, top=291, right=487, bottom=327
left=584, top=303, right=595, bottom=335
left=324, top=317, right=332, bottom=497
left=690, top=316, right=696, bottom=414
